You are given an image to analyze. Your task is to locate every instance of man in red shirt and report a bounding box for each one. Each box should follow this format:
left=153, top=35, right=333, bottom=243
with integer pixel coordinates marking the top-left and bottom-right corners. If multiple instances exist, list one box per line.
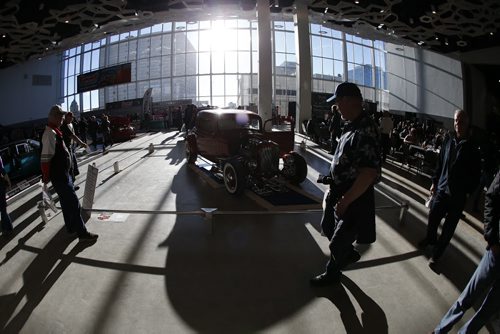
left=41, top=105, right=97, bottom=242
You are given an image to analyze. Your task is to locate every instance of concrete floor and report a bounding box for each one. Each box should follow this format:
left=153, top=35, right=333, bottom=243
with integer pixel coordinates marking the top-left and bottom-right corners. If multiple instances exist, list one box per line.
left=0, top=130, right=494, bottom=333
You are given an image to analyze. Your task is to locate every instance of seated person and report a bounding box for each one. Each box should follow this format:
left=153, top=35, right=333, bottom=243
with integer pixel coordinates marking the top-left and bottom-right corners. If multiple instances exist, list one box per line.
left=403, top=128, right=420, bottom=146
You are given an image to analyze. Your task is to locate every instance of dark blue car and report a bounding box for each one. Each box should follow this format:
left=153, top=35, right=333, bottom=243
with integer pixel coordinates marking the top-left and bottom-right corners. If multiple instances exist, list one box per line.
left=0, top=139, right=41, bottom=181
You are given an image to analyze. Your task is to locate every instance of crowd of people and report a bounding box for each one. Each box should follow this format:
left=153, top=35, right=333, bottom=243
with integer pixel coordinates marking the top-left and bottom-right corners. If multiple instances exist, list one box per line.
left=0, top=84, right=499, bottom=332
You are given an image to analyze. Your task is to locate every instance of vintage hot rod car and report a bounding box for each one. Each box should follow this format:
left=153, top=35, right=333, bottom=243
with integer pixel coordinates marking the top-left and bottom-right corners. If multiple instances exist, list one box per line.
left=185, top=109, right=307, bottom=195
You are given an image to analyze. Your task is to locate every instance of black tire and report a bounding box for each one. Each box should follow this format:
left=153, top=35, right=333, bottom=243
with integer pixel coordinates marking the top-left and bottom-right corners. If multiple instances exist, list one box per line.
left=185, top=141, right=197, bottom=164
left=223, top=160, right=246, bottom=195
left=283, top=152, right=308, bottom=184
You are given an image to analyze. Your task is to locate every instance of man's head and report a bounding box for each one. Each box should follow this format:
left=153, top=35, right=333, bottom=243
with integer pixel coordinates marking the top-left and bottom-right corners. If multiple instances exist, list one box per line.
left=64, top=111, right=74, bottom=124
left=327, top=82, right=363, bottom=121
left=454, top=109, right=470, bottom=139
left=48, top=105, right=67, bottom=127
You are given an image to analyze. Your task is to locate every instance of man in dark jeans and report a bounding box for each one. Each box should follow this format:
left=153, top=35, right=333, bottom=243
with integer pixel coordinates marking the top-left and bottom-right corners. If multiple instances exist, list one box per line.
left=431, top=169, right=500, bottom=333
left=41, top=105, right=98, bottom=242
left=311, top=82, right=381, bottom=287
left=419, top=109, right=480, bottom=264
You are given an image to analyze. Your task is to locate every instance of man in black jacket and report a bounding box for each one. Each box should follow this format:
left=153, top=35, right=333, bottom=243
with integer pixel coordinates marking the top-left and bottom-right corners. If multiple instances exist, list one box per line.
left=419, top=109, right=480, bottom=264
left=431, top=169, right=500, bottom=333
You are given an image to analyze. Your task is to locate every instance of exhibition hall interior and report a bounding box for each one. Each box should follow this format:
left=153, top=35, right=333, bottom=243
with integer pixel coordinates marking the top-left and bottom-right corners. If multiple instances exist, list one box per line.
left=0, top=1, right=499, bottom=333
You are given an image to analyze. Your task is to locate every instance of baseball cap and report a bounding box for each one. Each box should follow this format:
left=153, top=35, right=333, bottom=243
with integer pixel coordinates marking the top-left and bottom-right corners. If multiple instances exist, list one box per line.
left=326, top=82, right=362, bottom=103
left=48, top=105, right=68, bottom=118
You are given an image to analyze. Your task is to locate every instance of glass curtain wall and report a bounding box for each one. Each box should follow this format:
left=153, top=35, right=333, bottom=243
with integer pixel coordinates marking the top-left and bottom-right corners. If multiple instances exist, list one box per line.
left=59, top=16, right=388, bottom=114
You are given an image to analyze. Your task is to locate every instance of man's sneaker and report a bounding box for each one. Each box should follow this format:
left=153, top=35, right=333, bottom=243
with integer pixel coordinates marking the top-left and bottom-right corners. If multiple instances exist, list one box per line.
left=310, top=272, right=341, bottom=287
left=348, top=250, right=361, bottom=265
left=79, top=232, right=98, bottom=242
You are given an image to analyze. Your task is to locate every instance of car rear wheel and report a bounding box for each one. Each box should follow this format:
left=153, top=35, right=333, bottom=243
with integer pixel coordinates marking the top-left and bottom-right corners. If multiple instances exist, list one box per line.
left=223, top=160, right=246, bottom=195
left=282, top=152, right=308, bottom=184
left=185, top=141, right=197, bottom=164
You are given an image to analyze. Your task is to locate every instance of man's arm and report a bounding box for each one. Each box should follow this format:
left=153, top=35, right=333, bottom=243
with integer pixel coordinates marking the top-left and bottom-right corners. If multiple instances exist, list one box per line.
left=335, top=167, right=378, bottom=216
left=484, top=171, right=500, bottom=256
left=40, top=129, right=56, bottom=183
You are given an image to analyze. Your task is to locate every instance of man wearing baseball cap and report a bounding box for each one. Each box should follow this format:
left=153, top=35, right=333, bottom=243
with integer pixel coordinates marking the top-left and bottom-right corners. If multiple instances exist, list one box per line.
left=40, top=105, right=98, bottom=242
left=311, top=82, right=381, bottom=286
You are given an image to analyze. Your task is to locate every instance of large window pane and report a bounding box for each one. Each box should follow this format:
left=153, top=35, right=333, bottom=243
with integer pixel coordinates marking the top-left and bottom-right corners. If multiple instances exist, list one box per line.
left=172, top=77, right=185, bottom=99
left=186, top=53, right=197, bottom=75
left=138, top=38, right=150, bottom=59
left=198, top=75, right=211, bottom=96
left=161, top=56, right=171, bottom=77
left=151, top=36, right=162, bottom=56
left=212, top=51, right=224, bottom=73
left=161, top=34, right=172, bottom=55
left=83, top=52, right=91, bottom=72
left=238, top=30, right=250, bottom=51
left=225, top=75, right=238, bottom=95
left=285, top=32, right=295, bottom=54
left=137, top=58, right=149, bottom=80
left=225, top=51, right=238, bottom=73
left=363, top=46, right=372, bottom=65
left=311, top=35, right=321, bottom=56
left=354, top=44, right=363, bottom=64
left=212, top=75, right=224, bottom=95
left=161, top=78, right=171, bottom=100
left=118, top=42, right=128, bottom=63
left=129, top=40, right=137, bottom=60
left=333, top=40, right=343, bottom=60
left=150, top=57, right=161, bottom=79
left=174, top=33, right=186, bottom=53
left=275, top=31, right=286, bottom=53
left=199, top=52, right=210, bottom=74
left=173, top=54, right=186, bottom=76
left=186, top=31, right=198, bottom=52
left=238, top=52, right=250, bottom=73
left=334, top=60, right=344, bottom=80
left=91, top=50, right=99, bottom=70
left=312, top=56, right=322, bottom=77
left=323, top=58, right=334, bottom=77
left=322, top=37, right=333, bottom=58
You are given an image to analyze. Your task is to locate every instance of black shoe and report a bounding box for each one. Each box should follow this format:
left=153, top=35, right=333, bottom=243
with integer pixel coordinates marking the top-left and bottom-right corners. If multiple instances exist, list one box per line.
left=347, top=250, right=361, bottom=265
left=74, top=186, right=80, bottom=191
left=310, top=272, right=341, bottom=287
left=79, top=232, right=98, bottom=242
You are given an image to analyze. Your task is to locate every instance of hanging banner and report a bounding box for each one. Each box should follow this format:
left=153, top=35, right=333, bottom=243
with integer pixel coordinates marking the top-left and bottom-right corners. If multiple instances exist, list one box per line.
left=77, top=63, right=131, bottom=93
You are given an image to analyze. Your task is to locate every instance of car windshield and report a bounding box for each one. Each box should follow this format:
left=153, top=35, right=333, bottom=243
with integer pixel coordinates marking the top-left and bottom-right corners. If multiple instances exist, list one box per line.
left=218, top=114, right=260, bottom=131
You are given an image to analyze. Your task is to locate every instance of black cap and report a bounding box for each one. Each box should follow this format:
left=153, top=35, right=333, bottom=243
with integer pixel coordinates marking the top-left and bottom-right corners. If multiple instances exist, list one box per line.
left=326, top=82, right=362, bottom=103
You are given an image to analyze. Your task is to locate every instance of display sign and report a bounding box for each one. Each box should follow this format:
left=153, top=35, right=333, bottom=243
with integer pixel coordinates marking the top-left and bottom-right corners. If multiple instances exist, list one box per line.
left=77, top=63, right=131, bottom=93
left=82, top=164, right=99, bottom=221
left=311, top=92, right=333, bottom=119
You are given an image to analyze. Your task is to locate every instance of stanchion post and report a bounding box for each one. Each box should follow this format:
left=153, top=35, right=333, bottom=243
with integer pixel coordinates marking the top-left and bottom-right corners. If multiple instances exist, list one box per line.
left=201, top=208, right=217, bottom=234
left=399, top=200, right=409, bottom=224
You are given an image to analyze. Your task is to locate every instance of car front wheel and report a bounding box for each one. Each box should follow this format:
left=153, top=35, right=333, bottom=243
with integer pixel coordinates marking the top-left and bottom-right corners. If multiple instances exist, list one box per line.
left=282, top=152, right=308, bottom=184
left=223, top=160, right=246, bottom=195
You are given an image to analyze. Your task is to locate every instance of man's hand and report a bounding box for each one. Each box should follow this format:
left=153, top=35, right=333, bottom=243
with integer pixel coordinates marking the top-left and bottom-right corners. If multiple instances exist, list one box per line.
left=430, top=183, right=435, bottom=196
left=490, top=244, right=500, bottom=258
left=335, top=196, right=352, bottom=217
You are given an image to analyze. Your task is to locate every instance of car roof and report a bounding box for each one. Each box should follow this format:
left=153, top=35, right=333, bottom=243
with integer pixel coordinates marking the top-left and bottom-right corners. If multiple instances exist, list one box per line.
left=0, top=139, right=40, bottom=149
left=198, top=108, right=260, bottom=118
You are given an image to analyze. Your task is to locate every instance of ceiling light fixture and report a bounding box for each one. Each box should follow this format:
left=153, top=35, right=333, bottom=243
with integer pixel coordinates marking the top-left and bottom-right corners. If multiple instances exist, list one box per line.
left=444, top=38, right=449, bottom=46
left=64, top=20, right=69, bottom=23
left=380, top=9, right=385, bottom=13
left=418, top=41, right=424, bottom=45
left=490, top=32, right=494, bottom=36
left=435, top=36, right=439, bottom=40
left=324, top=7, right=328, bottom=14
left=2, top=34, right=5, bottom=38
left=431, top=5, right=436, bottom=14
left=354, top=0, right=359, bottom=4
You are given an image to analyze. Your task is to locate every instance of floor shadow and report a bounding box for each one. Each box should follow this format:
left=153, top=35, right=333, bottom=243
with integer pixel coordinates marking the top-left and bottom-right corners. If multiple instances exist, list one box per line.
left=0, top=228, right=96, bottom=333
left=313, top=275, right=388, bottom=334
left=162, top=165, right=329, bottom=333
